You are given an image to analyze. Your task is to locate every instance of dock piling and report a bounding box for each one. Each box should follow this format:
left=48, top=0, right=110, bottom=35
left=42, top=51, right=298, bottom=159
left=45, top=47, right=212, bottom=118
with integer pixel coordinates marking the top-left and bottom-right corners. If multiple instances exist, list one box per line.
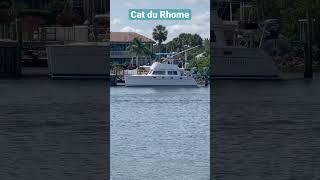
left=304, top=7, right=313, bottom=79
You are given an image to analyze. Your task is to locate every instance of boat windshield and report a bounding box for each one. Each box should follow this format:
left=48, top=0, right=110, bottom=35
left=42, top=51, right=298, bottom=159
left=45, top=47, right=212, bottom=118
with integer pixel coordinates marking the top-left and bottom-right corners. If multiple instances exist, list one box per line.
left=153, top=71, right=166, bottom=75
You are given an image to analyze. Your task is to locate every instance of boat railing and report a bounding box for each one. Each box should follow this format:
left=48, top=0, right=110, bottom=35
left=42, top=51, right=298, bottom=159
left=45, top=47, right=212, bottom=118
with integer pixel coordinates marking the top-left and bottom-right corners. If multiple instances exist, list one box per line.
left=123, top=68, right=149, bottom=76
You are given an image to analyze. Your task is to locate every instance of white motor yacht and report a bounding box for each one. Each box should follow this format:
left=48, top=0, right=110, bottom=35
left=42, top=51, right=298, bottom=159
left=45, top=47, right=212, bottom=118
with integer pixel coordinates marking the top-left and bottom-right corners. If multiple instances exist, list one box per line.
left=211, top=1, right=281, bottom=80
left=124, top=62, right=197, bottom=87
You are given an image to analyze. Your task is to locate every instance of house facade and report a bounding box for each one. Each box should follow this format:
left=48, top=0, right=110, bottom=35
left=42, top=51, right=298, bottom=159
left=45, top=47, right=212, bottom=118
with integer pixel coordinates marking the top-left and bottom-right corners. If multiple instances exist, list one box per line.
left=13, top=0, right=109, bottom=19
left=110, top=32, right=155, bottom=65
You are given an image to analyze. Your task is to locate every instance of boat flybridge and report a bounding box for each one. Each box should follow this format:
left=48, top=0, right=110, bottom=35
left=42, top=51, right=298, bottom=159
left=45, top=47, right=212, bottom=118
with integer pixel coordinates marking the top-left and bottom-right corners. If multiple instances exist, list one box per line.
left=124, top=61, right=197, bottom=87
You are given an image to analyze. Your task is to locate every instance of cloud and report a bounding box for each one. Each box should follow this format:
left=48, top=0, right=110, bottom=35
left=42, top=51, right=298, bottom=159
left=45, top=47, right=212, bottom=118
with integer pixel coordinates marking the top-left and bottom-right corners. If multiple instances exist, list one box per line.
left=111, top=18, right=121, bottom=25
left=192, top=11, right=210, bottom=23
left=111, top=18, right=122, bottom=30
left=110, top=0, right=210, bottom=42
left=113, top=11, right=210, bottom=42
left=124, top=2, right=135, bottom=7
left=165, top=11, right=210, bottom=41
left=120, top=26, right=143, bottom=34
left=183, top=0, right=209, bottom=4
left=166, top=24, right=209, bottom=39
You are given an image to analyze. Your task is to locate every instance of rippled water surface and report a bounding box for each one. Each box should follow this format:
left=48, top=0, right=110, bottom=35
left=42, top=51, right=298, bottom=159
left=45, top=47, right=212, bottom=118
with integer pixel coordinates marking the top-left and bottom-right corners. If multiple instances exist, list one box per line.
left=111, top=87, right=210, bottom=180
left=0, top=79, right=108, bottom=180
left=213, top=79, right=320, bottom=180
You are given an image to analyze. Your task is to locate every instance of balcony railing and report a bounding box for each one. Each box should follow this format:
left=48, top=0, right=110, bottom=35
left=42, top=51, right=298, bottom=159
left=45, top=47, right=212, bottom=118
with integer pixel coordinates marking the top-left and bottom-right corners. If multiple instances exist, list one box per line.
left=32, top=26, right=109, bottom=42
left=0, top=23, right=16, bottom=40
left=110, top=51, right=131, bottom=58
left=0, top=24, right=92, bottom=42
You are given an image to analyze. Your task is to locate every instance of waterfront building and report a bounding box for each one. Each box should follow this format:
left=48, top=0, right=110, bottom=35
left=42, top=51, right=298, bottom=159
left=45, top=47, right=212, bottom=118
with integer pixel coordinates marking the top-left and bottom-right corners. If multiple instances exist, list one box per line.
left=0, top=0, right=110, bottom=65
left=0, top=0, right=109, bottom=40
left=15, top=0, right=49, bottom=9
left=110, top=32, right=155, bottom=65
left=11, top=0, right=109, bottom=21
left=13, top=0, right=108, bottom=15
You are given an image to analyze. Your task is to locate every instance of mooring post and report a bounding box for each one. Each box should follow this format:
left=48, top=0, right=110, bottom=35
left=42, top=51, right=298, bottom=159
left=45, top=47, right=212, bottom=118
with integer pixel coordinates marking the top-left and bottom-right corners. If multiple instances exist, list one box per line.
left=304, top=8, right=313, bottom=79
left=15, top=17, right=22, bottom=78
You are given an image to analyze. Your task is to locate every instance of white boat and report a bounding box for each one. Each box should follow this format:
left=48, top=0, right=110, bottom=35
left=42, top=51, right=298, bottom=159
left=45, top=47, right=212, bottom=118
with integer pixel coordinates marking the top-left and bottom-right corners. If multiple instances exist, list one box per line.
left=211, top=2, right=281, bottom=80
left=124, top=62, right=197, bottom=87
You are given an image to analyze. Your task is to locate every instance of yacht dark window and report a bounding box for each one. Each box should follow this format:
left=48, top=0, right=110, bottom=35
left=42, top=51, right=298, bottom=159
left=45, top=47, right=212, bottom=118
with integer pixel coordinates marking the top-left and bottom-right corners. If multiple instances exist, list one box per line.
left=153, top=71, right=166, bottom=75
left=224, top=51, right=232, bottom=55
left=167, top=71, right=178, bottom=75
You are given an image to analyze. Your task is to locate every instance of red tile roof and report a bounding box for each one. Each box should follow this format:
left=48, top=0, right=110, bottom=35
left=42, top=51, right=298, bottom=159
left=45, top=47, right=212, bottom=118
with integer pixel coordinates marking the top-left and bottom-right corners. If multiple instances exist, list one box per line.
left=110, top=32, right=155, bottom=43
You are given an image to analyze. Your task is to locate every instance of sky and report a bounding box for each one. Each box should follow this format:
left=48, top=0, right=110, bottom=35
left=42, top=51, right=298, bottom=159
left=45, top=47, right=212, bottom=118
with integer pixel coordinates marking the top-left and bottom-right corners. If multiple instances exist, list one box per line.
left=111, top=0, right=210, bottom=43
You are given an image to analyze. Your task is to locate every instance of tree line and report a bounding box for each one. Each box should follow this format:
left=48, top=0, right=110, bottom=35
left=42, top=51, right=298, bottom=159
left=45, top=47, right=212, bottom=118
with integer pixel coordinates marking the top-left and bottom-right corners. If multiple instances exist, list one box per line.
left=255, top=0, right=320, bottom=42
left=127, top=25, right=209, bottom=75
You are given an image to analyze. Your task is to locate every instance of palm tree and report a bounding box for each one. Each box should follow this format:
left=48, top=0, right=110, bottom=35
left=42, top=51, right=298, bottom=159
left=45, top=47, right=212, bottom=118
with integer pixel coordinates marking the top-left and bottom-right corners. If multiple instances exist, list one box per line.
left=152, top=25, right=168, bottom=52
left=127, top=37, right=151, bottom=67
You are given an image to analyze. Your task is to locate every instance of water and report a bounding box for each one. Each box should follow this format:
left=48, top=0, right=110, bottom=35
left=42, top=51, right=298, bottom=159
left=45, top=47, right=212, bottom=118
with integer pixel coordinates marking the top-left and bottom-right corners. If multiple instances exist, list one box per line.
left=213, top=79, right=320, bottom=180
left=111, top=86, right=210, bottom=180
left=0, top=79, right=108, bottom=180
left=3, top=77, right=320, bottom=180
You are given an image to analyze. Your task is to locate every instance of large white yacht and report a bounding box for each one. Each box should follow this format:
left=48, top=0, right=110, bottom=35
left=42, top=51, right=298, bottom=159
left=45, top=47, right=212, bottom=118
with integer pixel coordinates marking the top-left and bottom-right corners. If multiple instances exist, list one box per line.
left=124, top=62, right=197, bottom=87
left=211, top=1, right=281, bottom=79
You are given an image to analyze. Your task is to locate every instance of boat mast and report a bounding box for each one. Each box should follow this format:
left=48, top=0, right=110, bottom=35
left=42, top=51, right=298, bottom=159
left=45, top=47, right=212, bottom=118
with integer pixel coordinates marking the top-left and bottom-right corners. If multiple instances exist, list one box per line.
left=162, top=45, right=201, bottom=67
left=212, top=0, right=225, bottom=47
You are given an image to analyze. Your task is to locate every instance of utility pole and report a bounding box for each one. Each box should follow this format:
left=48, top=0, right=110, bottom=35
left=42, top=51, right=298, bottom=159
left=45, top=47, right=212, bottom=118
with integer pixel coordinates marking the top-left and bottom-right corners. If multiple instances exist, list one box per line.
left=229, top=0, right=232, bottom=22
left=304, top=5, right=313, bottom=79
left=184, top=51, right=187, bottom=69
left=16, top=17, right=22, bottom=78
left=13, top=0, right=22, bottom=78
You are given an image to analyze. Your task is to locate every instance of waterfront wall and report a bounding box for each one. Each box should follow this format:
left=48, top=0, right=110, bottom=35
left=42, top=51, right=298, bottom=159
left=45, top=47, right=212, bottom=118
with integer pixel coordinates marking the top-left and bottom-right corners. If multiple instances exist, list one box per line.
left=47, top=43, right=109, bottom=78
left=0, top=41, right=20, bottom=77
left=43, top=26, right=89, bottom=42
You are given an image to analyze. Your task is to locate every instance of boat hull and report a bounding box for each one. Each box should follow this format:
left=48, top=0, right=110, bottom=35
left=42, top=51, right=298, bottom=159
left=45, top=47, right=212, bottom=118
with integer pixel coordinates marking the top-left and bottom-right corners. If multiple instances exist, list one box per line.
left=124, top=75, right=197, bottom=87
left=212, top=46, right=280, bottom=79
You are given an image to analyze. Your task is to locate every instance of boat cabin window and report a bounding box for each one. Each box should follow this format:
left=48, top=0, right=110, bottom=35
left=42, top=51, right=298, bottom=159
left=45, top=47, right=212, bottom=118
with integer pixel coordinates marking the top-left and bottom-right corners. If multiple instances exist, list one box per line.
left=167, top=71, right=178, bottom=75
left=152, top=71, right=166, bottom=75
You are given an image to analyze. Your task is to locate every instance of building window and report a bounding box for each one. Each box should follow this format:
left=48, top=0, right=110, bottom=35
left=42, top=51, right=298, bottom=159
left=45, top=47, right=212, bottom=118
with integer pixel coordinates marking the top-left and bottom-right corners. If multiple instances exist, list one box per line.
left=111, top=44, right=129, bottom=51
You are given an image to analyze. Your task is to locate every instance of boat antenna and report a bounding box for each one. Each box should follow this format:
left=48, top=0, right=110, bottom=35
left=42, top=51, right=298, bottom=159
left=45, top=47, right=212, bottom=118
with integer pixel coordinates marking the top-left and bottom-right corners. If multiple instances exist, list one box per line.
left=162, top=45, right=201, bottom=64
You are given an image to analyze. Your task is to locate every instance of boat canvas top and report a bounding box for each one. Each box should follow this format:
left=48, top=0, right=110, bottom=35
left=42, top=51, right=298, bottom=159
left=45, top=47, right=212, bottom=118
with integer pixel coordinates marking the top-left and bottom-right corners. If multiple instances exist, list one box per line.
left=127, top=62, right=187, bottom=77
left=139, top=65, right=151, bottom=69
left=150, top=62, right=179, bottom=71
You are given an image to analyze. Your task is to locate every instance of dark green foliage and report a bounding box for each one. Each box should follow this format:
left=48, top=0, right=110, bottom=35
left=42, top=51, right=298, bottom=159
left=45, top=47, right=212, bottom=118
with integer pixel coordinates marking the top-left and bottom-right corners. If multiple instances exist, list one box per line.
left=127, top=37, right=152, bottom=66
left=165, top=33, right=203, bottom=53
left=48, top=0, right=65, bottom=15
left=256, top=0, right=320, bottom=41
